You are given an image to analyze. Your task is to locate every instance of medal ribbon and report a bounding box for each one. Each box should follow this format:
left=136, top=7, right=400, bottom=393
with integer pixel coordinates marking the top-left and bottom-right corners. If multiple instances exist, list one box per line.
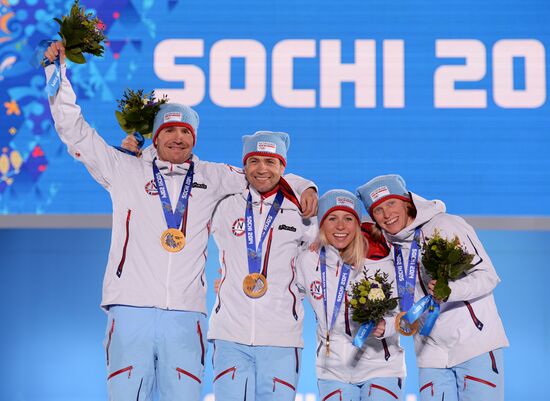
left=402, top=295, right=441, bottom=336
left=393, top=228, right=421, bottom=312
left=352, top=321, right=375, bottom=348
left=32, top=40, right=62, bottom=97
left=152, top=159, right=194, bottom=230
left=245, top=190, right=284, bottom=275
left=320, top=247, right=352, bottom=344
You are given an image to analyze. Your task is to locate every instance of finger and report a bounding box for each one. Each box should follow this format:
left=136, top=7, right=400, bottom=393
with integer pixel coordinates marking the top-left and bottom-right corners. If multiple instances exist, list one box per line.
left=302, top=199, right=313, bottom=218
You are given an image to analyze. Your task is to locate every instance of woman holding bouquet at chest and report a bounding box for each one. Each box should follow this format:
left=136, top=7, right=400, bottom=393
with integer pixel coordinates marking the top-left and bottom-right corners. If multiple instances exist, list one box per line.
left=356, top=175, right=509, bottom=401
left=296, top=190, right=406, bottom=401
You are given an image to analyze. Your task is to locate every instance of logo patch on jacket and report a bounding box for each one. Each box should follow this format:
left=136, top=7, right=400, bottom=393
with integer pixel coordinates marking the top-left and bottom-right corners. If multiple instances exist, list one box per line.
left=278, top=224, right=296, bottom=232
left=193, top=182, right=207, bottom=189
left=145, top=179, right=158, bottom=195
left=232, top=218, right=245, bottom=236
left=310, top=280, right=323, bottom=300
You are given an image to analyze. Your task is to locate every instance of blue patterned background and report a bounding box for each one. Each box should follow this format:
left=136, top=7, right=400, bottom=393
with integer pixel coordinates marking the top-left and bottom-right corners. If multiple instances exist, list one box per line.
left=0, top=0, right=549, bottom=214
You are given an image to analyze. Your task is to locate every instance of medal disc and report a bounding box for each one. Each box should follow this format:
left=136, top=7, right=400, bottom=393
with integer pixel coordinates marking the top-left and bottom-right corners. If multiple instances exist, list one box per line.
left=160, top=228, right=186, bottom=252
left=395, top=311, right=419, bottom=336
left=242, top=273, right=268, bottom=298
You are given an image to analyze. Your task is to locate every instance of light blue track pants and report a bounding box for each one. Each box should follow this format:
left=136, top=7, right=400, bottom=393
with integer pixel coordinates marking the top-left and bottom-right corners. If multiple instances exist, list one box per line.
left=212, top=340, right=301, bottom=401
left=419, top=349, right=504, bottom=401
left=318, top=376, right=404, bottom=401
left=104, top=306, right=206, bottom=401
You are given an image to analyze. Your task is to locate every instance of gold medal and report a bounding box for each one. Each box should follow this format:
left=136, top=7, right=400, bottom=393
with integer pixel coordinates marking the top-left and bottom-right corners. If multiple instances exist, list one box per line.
left=395, top=311, right=419, bottom=336
left=242, top=273, right=268, bottom=298
left=160, top=228, right=185, bottom=252
left=325, top=334, right=330, bottom=356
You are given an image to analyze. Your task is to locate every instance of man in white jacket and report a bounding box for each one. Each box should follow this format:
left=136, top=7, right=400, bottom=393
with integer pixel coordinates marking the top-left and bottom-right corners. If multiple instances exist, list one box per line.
left=356, top=174, right=508, bottom=401
left=43, top=43, right=317, bottom=401
left=208, top=131, right=317, bottom=401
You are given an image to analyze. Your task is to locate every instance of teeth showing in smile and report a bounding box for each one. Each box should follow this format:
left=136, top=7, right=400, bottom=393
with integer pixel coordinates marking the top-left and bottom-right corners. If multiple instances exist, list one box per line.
left=334, top=233, right=348, bottom=238
left=385, top=217, right=398, bottom=225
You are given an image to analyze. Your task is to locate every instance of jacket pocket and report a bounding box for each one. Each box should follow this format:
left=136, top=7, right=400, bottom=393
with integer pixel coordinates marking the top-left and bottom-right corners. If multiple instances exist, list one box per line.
left=322, top=389, right=342, bottom=401
left=463, top=375, right=496, bottom=390
left=420, top=381, right=434, bottom=397
left=108, top=365, right=133, bottom=380
left=213, top=366, right=236, bottom=382
left=369, top=383, right=398, bottom=399
left=272, top=377, right=296, bottom=392
left=116, top=209, right=132, bottom=278
left=176, top=367, right=202, bottom=383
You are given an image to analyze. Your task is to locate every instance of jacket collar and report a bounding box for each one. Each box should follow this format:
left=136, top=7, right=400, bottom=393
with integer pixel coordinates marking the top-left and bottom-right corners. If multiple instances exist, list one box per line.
left=141, top=144, right=199, bottom=176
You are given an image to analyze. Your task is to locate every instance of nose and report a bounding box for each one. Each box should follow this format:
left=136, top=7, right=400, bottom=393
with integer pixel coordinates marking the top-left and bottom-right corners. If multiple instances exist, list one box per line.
left=382, top=206, right=390, bottom=219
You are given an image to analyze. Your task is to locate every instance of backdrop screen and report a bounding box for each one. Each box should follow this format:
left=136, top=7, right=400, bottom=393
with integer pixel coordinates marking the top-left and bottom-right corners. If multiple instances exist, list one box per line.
left=0, top=0, right=548, bottom=215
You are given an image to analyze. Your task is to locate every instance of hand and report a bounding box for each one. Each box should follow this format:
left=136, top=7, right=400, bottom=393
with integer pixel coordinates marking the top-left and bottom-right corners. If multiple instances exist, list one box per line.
left=308, top=239, right=320, bottom=253
left=427, top=280, right=443, bottom=303
left=121, top=134, right=141, bottom=154
left=44, top=41, right=65, bottom=64
left=300, top=187, right=318, bottom=218
left=372, top=319, right=386, bottom=337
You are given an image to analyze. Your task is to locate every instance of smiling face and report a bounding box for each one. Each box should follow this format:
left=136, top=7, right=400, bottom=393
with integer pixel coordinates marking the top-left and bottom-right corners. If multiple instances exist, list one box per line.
left=371, top=198, right=414, bottom=235
left=244, top=155, right=285, bottom=193
left=321, top=210, right=358, bottom=250
left=155, top=126, right=194, bottom=164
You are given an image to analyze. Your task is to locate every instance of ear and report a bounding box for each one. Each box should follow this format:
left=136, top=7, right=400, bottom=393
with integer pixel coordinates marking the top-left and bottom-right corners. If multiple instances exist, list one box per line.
left=278, top=161, right=286, bottom=175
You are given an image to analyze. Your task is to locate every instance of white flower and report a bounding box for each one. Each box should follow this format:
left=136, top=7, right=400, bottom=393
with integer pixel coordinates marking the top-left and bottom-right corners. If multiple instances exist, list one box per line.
left=368, top=288, right=385, bottom=301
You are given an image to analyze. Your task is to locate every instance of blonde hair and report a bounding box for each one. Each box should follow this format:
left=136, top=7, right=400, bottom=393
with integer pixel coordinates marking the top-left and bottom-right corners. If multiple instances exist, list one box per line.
left=319, top=221, right=368, bottom=269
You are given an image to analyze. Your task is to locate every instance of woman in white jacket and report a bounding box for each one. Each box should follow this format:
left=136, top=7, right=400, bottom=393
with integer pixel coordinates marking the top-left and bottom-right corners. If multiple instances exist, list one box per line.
left=296, top=190, right=406, bottom=401
left=356, top=174, right=508, bottom=401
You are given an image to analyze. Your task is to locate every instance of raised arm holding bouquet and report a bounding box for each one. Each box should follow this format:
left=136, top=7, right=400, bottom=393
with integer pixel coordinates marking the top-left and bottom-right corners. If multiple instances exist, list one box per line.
left=356, top=174, right=509, bottom=401
left=35, top=0, right=107, bottom=96
left=113, top=89, right=169, bottom=156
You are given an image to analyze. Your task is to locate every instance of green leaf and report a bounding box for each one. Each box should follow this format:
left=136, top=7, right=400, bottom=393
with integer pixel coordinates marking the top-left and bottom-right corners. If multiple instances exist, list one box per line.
left=434, top=277, right=450, bottom=300
left=66, top=50, right=86, bottom=64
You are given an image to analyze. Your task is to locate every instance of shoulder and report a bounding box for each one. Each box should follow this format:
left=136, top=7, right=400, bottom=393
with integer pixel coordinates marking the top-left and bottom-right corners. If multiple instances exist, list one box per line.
left=422, top=213, right=474, bottom=240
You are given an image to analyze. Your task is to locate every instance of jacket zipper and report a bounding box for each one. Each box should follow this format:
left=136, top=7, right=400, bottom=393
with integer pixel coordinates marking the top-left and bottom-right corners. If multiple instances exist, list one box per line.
left=108, top=365, right=133, bottom=380
left=213, top=366, right=236, bottom=382
left=272, top=377, right=295, bottom=392
left=215, top=251, right=227, bottom=313
left=106, top=318, right=115, bottom=366
left=369, top=383, right=398, bottom=399
left=344, top=292, right=351, bottom=336
left=382, top=338, right=391, bottom=361
left=464, top=301, right=484, bottom=330
left=116, top=209, right=132, bottom=278
left=288, top=257, right=298, bottom=321
left=176, top=367, right=201, bottom=383
left=197, top=321, right=205, bottom=366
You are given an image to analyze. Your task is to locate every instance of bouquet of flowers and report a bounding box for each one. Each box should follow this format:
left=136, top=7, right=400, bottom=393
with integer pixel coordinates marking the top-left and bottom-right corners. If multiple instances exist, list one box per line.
left=422, top=229, right=475, bottom=300
left=115, top=89, right=169, bottom=137
left=52, top=0, right=107, bottom=64
left=348, top=270, right=398, bottom=347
